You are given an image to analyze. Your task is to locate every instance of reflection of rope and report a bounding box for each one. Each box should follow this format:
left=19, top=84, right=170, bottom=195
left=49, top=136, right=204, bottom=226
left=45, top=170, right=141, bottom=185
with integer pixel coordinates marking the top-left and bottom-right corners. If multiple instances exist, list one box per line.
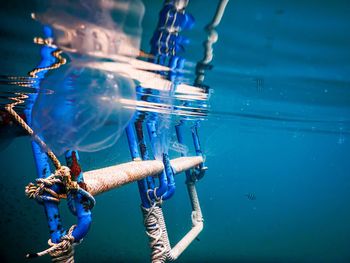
left=6, top=37, right=88, bottom=262
left=5, top=37, right=66, bottom=170
left=154, top=0, right=190, bottom=56
left=207, top=0, right=229, bottom=30
left=195, top=0, right=228, bottom=87
left=29, top=38, right=66, bottom=78
left=33, top=36, right=54, bottom=46
left=26, top=225, right=76, bottom=263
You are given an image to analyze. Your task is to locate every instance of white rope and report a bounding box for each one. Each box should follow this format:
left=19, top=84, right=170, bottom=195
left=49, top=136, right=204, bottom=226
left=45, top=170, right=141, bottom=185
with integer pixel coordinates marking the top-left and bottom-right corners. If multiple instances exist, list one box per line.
left=208, top=0, right=229, bottom=29
left=142, top=204, right=168, bottom=263
left=26, top=225, right=77, bottom=262
left=195, top=0, right=229, bottom=86
left=141, top=181, right=204, bottom=262
left=167, top=181, right=204, bottom=261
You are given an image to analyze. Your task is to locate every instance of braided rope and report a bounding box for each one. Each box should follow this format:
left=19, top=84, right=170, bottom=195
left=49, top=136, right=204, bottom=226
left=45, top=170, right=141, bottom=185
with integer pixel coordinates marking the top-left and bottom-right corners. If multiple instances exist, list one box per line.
left=142, top=204, right=168, bottom=263
left=24, top=167, right=68, bottom=203
left=33, top=36, right=54, bottom=46
left=5, top=93, right=62, bottom=169
left=28, top=39, right=66, bottom=78
left=24, top=166, right=95, bottom=261
left=26, top=225, right=77, bottom=263
left=5, top=38, right=85, bottom=262
left=25, top=166, right=96, bottom=210
left=146, top=187, right=163, bottom=205
left=25, top=174, right=64, bottom=203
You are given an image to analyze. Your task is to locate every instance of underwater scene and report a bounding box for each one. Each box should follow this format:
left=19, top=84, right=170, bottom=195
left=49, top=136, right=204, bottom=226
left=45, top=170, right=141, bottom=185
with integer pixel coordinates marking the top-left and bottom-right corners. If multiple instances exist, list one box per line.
left=1, top=0, right=350, bottom=262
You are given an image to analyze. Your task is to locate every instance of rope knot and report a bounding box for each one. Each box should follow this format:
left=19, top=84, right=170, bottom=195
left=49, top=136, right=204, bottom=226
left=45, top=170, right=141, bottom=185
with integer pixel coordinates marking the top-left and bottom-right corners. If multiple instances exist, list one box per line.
left=26, top=225, right=77, bottom=262
left=55, top=166, right=79, bottom=191
left=25, top=173, right=64, bottom=203
left=55, top=166, right=70, bottom=179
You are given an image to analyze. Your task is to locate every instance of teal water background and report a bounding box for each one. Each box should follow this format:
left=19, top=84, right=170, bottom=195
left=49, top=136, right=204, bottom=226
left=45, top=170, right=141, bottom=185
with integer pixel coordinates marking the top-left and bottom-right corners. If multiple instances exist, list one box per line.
left=1, top=1, right=350, bottom=262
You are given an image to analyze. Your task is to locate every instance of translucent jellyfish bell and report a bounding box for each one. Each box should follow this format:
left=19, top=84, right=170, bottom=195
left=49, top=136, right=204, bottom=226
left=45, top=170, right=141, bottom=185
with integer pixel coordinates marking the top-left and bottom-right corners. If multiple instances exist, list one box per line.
left=32, top=64, right=136, bottom=155
left=30, top=0, right=145, bottom=155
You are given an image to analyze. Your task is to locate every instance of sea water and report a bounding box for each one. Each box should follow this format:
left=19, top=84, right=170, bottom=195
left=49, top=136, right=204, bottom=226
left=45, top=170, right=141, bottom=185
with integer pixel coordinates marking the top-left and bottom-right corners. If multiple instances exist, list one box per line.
left=1, top=0, right=350, bottom=262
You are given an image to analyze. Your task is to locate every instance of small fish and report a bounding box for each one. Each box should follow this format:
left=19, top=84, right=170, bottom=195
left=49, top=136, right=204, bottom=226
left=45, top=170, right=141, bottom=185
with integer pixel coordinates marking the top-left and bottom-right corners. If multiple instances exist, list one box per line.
left=245, top=193, right=256, bottom=201
left=195, top=237, right=200, bottom=242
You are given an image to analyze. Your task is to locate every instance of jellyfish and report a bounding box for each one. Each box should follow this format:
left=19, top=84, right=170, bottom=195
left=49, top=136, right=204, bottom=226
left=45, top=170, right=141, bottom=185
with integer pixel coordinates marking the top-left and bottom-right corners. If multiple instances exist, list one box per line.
left=31, top=0, right=145, bottom=155
left=32, top=65, right=136, bottom=155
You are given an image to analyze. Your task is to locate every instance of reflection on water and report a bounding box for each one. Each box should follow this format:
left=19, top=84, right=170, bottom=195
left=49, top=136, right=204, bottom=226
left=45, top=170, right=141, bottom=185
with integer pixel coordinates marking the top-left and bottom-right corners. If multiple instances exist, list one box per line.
left=0, top=0, right=211, bottom=154
left=33, top=0, right=144, bottom=59
left=0, top=0, right=349, bottom=149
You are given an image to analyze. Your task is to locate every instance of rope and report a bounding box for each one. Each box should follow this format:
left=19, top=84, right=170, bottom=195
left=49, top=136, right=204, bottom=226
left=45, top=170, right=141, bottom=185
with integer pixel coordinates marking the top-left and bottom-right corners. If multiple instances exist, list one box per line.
left=24, top=166, right=95, bottom=262
left=147, top=187, right=163, bottom=205
left=25, top=174, right=65, bottom=203
left=5, top=37, right=87, bottom=262
left=26, top=225, right=76, bottom=263
left=28, top=38, right=66, bottom=78
left=25, top=165, right=96, bottom=211
left=195, top=0, right=228, bottom=87
left=4, top=37, right=66, bottom=170
left=5, top=95, right=62, bottom=171
left=207, top=0, right=229, bottom=30
left=142, top=203, right=168, bottom=263
left=142, top=183, right=204, bottom=262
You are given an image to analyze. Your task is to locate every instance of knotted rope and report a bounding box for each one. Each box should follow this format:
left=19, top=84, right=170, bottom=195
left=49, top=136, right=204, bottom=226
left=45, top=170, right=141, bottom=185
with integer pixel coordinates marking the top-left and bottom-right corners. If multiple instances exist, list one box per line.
left=25, top=174, right=65, bottom=203
left=24, top=165, right=95, bottom=262
left=26, top=225, right=77, bottom=263
left=4, top=38, right=90, bottom=263
left=25, top=166, right=96, bottom=209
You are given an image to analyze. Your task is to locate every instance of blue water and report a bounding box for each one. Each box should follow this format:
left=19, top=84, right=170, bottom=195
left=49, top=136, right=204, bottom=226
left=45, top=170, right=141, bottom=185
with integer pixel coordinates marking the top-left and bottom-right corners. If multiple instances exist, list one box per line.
left=1, top=0, right=350, bottom=262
